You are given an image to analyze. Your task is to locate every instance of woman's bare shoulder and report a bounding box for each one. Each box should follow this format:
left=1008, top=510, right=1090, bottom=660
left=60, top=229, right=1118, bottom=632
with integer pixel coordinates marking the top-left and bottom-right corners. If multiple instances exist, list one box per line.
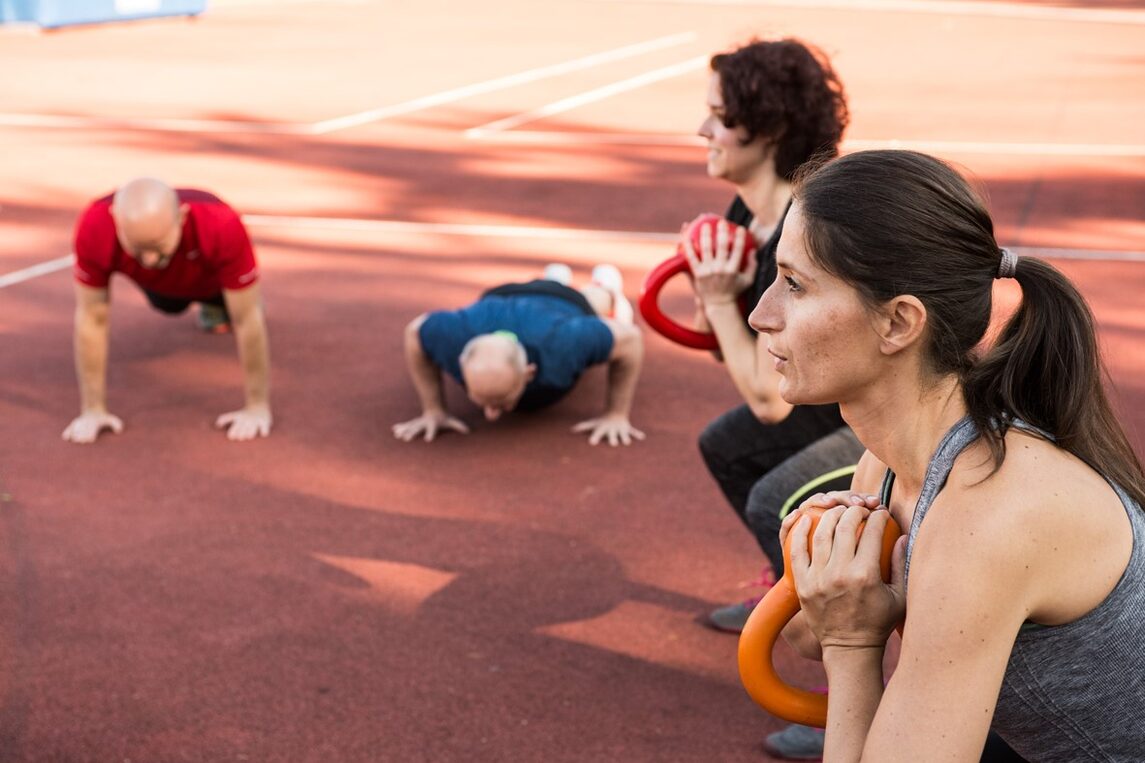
left=922, top=427, right=1131, bottom=623
left=950, top=428, right=1111, bottom=513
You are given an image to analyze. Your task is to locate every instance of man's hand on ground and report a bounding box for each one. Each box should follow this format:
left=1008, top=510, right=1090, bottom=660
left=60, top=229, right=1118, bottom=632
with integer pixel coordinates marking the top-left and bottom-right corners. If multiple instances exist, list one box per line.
left=572, top=414, right=645, bottom=447
left=216, top=404, right=273, bottom=441
left=392, top=411, right=470, bottom=443
left=62, top=410, right=124, bottom=444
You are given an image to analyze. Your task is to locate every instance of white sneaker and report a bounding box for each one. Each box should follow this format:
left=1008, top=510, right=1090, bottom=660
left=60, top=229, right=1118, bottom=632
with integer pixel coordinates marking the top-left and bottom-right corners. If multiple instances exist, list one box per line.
left=591, top=264, right=633, bottom=324
left=542, top=263, right=573, bottom=286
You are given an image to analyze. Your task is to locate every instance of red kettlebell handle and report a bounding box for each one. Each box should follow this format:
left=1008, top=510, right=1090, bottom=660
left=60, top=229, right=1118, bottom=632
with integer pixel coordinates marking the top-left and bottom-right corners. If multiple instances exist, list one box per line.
left=638, top=253, right=721, bottom=350
left=737, top=507, right=902, bottom=728
left=638, top=213, right=755, bottom=351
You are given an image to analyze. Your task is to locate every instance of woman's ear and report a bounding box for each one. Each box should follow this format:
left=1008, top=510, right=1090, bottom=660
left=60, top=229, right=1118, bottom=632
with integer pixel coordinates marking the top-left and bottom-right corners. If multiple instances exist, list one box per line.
left=874, top=295, right=927, bottom=356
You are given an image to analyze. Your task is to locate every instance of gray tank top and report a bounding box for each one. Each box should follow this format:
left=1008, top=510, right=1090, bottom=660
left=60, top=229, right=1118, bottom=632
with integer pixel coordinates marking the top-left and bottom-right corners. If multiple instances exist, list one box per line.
left=887, top=417, right=1145, bottom=762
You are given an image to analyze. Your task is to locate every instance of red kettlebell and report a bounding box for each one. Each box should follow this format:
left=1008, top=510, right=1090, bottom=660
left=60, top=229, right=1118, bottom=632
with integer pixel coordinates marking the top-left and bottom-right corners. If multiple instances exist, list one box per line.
left=638, top=213, right=756, bottom=350
left=737, top=507, right=902, bottom=728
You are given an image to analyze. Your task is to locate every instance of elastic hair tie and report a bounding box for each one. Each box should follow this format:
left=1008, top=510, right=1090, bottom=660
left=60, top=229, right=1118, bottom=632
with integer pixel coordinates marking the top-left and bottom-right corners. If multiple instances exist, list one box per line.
left=997, top=247, right=1018, bottom=279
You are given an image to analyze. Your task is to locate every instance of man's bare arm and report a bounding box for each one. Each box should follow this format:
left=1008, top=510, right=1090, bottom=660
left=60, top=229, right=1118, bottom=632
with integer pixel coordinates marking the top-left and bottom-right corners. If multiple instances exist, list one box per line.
left=572, top=320, right=645, bottom=446
left=603, top=320, right=643, bottom=419
left=62, top=283, right=123, bottom=443
left=215, top=284, right=272, bottom=440
left=393, top=314, right=469, bottom=442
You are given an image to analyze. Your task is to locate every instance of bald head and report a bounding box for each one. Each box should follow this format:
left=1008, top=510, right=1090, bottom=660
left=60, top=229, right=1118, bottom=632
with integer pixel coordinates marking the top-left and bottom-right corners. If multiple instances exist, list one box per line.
left=110, top=177, right=185, bottom=268
left=459, top=333, right=534, bottom=421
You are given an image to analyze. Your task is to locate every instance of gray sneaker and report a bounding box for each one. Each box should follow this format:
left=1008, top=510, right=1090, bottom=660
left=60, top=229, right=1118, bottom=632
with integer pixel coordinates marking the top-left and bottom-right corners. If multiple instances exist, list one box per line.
left=707, top=565, right=776, bottom=633
left=763, top=723, right=824, bottom=761
left=197, top=303, right=231, bottom=334
left=706, top=599, right=758, bottom=633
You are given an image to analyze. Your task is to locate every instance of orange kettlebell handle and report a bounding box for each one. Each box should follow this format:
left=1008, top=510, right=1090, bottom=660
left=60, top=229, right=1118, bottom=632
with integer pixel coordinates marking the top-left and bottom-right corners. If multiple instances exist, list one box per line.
left=638, top=214, right=756, bottom=351
left=737, top=507, right=902, bottom=728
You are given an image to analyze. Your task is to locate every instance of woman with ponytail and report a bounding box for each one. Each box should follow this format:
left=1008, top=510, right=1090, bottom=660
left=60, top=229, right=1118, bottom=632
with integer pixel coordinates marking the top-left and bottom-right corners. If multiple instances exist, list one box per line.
left=752, top=149, right=1145, bottom=761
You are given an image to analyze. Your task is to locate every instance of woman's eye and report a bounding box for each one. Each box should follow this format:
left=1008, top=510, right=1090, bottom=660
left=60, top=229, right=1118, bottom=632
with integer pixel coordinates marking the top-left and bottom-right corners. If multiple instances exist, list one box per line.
left=784, top=275, right=802, bottom=292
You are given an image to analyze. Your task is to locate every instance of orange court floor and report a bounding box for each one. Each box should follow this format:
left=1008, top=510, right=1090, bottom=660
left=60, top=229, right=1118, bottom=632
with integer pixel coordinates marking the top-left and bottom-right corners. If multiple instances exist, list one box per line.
left=1, top=1, right=1143, bottom=760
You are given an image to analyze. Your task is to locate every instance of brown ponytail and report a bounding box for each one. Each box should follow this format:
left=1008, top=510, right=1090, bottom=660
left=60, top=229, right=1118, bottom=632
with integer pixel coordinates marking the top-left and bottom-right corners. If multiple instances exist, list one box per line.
left=963, top=256, right=1145, bottom=506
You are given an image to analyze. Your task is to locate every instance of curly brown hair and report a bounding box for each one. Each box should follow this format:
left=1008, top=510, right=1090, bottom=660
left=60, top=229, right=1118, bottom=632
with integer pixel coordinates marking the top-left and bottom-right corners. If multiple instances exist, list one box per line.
left=710, top=38, right=849, bottom=181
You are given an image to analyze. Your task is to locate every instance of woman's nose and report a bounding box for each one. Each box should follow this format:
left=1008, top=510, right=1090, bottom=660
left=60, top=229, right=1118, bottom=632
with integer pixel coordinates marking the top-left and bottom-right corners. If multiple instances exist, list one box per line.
left=748, top=284, right=780, bottom=334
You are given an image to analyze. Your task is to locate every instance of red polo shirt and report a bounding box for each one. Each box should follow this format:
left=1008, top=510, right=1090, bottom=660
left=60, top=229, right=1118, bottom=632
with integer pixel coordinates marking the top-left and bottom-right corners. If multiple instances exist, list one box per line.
left=74, top=189, right=259, bottom=299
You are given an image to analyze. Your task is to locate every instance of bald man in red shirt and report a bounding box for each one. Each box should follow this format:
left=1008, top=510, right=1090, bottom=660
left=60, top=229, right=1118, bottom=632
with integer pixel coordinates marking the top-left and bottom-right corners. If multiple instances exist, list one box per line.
left=63, top=177, right=272, bottom=443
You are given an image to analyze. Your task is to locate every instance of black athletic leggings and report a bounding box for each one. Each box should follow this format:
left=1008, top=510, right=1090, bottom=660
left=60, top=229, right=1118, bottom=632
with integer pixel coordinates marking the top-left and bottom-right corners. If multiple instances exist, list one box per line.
left=143, top=290, right=227, bottom=316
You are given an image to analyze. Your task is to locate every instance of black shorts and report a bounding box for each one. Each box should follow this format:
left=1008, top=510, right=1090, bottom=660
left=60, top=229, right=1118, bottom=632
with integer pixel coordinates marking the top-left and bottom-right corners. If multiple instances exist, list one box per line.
left=142, top=290, right=227, bottom=316
left=480, top=280, right=595, bottom=317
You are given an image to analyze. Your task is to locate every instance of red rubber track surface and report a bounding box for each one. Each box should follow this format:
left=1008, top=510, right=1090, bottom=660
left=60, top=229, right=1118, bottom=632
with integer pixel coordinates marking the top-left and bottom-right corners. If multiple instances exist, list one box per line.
left=1, top=1, right=1143, bottom=760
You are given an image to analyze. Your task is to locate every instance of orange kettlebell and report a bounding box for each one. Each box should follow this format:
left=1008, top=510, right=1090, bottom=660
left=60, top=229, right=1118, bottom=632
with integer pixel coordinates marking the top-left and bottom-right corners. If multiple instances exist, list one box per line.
left=737, top=506, right=902, bottom=728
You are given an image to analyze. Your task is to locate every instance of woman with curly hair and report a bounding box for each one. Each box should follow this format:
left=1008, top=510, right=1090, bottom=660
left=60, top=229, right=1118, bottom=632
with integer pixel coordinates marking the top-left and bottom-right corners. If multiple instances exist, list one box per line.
left=681, top=38, right=866, bottom=758
left=687, top=38, right=862, bottom=636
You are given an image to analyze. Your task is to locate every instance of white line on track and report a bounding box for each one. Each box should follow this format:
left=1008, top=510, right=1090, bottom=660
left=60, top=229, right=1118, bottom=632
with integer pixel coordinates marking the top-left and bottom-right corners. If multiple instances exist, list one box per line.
left=577, top=0, right=1145, bottom=25
left=0, top=112, right=307, bottom=134
left=238, top=218, right=1145, bottom=265
left=1018, top=247, right=1145, bottom=263
left=0, top=32, right=695, bottom=135
left=308, top=33, right=696, bottom=135
left=210, top=0, right=368, bottom=7
left=467, top=130, right=1145, bottom=158
left=3, top=220, right=1141, bottom=290
left=845, top=139, right=1145, bottom=158
left=469, top=130, right=701, bottom=145
left=239, top=215, right=680, bottom=242
left=465, top=56, right=708, bottom=136
left=0, top=255, right=72, bottom=288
